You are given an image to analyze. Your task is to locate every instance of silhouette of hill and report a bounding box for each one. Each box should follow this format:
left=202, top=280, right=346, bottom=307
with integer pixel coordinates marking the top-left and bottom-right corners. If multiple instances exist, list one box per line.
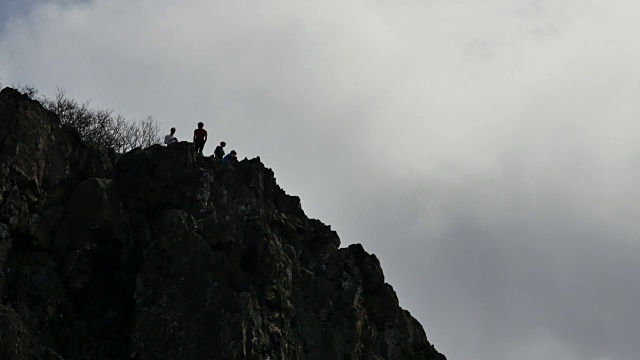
left=0, top=87, right=446, bottom=360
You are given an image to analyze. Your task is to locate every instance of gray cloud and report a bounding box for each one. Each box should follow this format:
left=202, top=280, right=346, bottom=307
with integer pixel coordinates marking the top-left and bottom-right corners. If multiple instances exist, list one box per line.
left=2, top=1, right=640, bottom=359
left=0, top=0, right=42, bottom=29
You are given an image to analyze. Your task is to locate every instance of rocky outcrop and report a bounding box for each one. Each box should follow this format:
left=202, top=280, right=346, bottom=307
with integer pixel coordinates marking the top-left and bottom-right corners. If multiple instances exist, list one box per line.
left=0, top=87, right=446, bottom=360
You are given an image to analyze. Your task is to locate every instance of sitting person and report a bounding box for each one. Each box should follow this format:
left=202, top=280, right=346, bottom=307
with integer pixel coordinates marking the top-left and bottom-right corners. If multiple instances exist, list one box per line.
left=164, top=127, right=178, bottom=145
left=222, top=150, right=237, bottom=164
left=214, top=141, right=226, bottom=159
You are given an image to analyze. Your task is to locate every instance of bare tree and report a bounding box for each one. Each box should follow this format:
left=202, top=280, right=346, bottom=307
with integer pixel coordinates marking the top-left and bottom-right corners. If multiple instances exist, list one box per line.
left=120, top=115, right=161, bottom=152
left=41, top=87, right=161, bottom=153
left=1, top=83, right=161, bottom=153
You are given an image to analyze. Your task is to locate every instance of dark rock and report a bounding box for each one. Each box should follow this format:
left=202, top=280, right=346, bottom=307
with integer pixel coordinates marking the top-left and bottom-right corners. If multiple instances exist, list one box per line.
left=54, top=177, right=124, bottom=251
left=0, top=305, right=64, bottom=360
left=0, top=87, right=446, bottom=360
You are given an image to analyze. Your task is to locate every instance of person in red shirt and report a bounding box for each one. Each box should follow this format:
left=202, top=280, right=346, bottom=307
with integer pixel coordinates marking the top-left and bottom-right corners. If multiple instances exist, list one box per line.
left=193, top=122, right=208, bottom=156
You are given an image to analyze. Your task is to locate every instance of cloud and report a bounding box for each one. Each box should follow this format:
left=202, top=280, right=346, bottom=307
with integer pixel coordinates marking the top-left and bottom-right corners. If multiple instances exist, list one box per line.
left=2, top=1, right=640, bottom=359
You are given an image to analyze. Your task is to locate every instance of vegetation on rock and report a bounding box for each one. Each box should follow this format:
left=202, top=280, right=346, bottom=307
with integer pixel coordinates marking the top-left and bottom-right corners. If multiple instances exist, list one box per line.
left=0, top=81, right=160, bottom=153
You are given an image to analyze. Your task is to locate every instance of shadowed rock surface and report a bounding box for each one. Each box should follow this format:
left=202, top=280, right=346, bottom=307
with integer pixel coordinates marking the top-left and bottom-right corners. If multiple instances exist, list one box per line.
left=0, top=87, right=446, bottom=360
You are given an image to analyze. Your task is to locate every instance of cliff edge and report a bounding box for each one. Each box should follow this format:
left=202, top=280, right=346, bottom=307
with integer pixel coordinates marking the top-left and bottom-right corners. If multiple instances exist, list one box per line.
left=0, top=87, right=446, bottom=360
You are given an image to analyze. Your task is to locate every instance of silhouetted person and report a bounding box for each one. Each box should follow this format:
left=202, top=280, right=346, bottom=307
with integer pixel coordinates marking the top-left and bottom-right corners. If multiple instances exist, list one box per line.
left=193, top=122, right=207, bottom=156
left=222, top=150, right=237, bottom=164
left=214, top=141, right=226, bottom=159
left=164, top=127, right=178, bottom=145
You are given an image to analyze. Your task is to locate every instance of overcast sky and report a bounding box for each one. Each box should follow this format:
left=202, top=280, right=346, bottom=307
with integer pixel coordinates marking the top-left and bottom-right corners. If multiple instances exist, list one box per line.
left=2, top=1, right=640, bottom=359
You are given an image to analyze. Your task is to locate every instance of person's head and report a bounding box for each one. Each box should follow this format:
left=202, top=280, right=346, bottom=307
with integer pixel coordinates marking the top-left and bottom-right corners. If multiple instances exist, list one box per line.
left=170, top=127, right=176, bottom=134
left=197, top=122, right=204, bottom=129
left=220, top=141, right=226, bottom=147
left=230, top=150, right=237, bottom=156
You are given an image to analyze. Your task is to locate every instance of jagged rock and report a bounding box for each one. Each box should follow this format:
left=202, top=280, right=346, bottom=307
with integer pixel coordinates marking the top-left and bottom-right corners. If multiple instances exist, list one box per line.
left=0, top=87, right=446, bottom=360
left=0, top=305, right=64, bottom=360
left=0, top=223, right=11, bottom=293
left=55, top=177, right=124, bottom=251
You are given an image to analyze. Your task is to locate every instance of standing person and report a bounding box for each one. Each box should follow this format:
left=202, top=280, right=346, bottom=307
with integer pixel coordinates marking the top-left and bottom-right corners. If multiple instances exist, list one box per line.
left=222, top=150, right=237, bottom=164
left=193, top=122, right=208, bottom=156
left=214, top=141, right=226, bottom=159
left=164, top=127, right=178, bottom=145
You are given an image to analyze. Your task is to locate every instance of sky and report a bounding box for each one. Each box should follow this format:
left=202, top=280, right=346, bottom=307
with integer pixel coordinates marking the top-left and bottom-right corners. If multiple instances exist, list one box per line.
left=2, top=1, right=640, bottom=359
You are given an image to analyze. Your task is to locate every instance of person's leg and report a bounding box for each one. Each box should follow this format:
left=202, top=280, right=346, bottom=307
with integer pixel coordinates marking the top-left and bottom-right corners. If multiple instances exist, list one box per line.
left=195, top=139, right=204, bottom=155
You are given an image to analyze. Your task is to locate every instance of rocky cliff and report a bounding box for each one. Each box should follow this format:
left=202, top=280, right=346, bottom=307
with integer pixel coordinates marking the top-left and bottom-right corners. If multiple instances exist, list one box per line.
left=0, top=87, right=446, bottom=360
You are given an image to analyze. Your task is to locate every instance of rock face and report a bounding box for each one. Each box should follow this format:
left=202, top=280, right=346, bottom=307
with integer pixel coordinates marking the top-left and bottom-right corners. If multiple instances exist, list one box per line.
left=0, top=87, right=446, bottom=360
